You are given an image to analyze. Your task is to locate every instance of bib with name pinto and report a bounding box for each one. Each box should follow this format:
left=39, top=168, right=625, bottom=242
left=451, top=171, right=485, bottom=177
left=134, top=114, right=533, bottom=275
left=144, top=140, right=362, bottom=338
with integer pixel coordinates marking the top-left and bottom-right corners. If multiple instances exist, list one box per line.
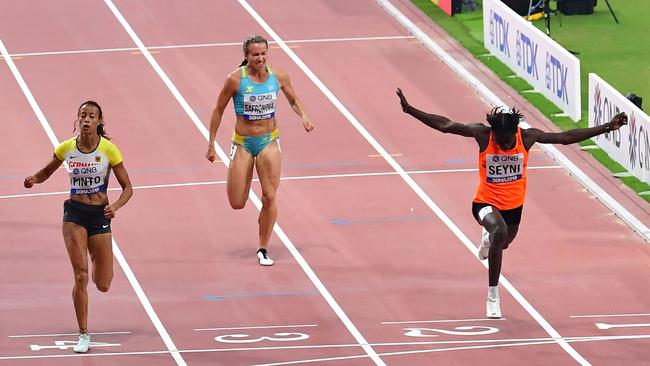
left=474, top=128, right=529, bottom=210
left=54, top=136, right=123, bottom=195
left=233, top=66, right=279, bottom=121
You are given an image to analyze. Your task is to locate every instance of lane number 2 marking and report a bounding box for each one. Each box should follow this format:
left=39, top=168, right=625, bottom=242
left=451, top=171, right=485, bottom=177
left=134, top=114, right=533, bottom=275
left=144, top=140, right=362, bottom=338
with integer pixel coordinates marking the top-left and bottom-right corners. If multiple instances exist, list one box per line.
left=404, top=326, right=499, bottom=337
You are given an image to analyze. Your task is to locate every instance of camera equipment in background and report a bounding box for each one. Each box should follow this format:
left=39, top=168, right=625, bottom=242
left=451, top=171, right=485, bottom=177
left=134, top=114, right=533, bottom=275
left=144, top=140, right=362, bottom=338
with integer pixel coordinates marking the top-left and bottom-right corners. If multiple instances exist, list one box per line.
left=453, top=0, right=478, bottom=14
left=557, top=0, right=594, bottom=15
left=557, top=0, right=619, bottom=23
left=501, top=0, right=531, bottom=15
left=627, top=93, right=644, bottom=111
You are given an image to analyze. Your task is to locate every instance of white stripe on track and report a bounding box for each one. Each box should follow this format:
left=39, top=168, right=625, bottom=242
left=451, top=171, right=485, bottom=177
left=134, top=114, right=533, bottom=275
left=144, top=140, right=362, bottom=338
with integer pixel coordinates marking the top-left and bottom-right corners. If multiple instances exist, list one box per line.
left=236, top=0, right=590, bottom=364
left=6, top=35, right=414, bottom=58
left=0, top=165, right=561, bottom=200
left=0, top=38, right=187, bottom=366
left=102, top=1, right=386, bottom=365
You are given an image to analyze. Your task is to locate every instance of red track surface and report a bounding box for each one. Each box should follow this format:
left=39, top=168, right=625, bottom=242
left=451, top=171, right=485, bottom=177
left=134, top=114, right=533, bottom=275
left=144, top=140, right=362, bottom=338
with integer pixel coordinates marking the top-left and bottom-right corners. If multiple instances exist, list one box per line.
left=1, top=1, right=649, bottom=365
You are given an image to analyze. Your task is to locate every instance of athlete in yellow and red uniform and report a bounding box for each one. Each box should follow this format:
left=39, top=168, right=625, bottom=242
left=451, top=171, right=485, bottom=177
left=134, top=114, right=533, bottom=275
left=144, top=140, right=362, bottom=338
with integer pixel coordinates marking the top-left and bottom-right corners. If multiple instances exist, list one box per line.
left=396, top=88, right=627, bottom=319
left=25, top=101, right=132, bottom=353
left=55, top=136, right=123, bottom=197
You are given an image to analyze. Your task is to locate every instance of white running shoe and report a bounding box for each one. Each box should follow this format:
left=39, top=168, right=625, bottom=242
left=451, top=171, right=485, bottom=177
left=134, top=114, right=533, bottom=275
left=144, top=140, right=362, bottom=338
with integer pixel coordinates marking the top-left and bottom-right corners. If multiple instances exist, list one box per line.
left=257, top=249, right=274, bottom=266
left=73, top=333, right=90, bottom=353
left=486, top=297, right=501, bottom=319
left=477, top=227, right=490, bottom=260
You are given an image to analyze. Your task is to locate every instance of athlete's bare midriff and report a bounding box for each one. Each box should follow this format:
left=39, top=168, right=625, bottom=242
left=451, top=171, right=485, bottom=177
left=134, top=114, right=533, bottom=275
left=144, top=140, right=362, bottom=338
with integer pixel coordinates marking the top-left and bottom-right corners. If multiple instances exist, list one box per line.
left=70, top=192, right=109, bottom=206
left=234, top=116, right=278, bottom=137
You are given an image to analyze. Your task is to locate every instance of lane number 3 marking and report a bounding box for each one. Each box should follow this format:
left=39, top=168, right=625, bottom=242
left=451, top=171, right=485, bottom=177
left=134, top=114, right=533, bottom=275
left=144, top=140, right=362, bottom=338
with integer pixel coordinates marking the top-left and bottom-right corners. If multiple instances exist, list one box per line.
left=215, top=332, right=309, bottom=343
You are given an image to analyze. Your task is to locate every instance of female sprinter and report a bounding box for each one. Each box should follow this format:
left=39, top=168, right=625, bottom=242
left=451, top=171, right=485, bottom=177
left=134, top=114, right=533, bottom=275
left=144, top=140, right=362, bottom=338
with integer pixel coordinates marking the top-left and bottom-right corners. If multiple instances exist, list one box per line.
left=24, top=101, right=133, bottom=352
left=206, top=35, right=314, bottom=266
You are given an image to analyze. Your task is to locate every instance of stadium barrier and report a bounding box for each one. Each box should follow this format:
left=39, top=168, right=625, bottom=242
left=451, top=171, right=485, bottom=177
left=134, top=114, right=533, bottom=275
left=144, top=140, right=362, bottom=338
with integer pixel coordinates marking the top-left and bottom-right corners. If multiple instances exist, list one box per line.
left=483, top=0, right=581, bottom=121
left=589, top=73, right=650, bottom=183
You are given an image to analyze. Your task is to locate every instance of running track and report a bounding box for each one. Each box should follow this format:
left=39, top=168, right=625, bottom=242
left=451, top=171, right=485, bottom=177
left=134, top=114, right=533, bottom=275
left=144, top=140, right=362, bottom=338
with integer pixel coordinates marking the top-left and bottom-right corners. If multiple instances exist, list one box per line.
left=1, top=1, right=650, bottom=365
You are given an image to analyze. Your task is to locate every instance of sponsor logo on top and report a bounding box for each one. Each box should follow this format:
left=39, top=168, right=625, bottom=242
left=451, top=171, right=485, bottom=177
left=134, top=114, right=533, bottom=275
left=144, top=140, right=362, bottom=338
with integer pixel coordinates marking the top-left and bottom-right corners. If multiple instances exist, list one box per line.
left=516, top=30, right=538, bottom=80
left=545, top=52, right=569, bottom=105
left=592, top=84, right=621, bottom=147
left=489, top=10, right=510, bottom=58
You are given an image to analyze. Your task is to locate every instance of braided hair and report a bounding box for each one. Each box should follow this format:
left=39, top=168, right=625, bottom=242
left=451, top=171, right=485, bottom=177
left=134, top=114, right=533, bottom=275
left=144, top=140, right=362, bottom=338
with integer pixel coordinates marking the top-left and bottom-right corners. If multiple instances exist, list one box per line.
left=486, top=107, right=523, bottom=134
left=239, top=35, right=268, bottom=67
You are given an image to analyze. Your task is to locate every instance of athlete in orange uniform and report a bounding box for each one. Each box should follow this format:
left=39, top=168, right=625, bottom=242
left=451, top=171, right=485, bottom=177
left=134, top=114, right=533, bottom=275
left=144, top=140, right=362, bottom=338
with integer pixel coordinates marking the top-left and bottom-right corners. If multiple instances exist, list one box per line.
left=396, top=88, right=627, bottom=318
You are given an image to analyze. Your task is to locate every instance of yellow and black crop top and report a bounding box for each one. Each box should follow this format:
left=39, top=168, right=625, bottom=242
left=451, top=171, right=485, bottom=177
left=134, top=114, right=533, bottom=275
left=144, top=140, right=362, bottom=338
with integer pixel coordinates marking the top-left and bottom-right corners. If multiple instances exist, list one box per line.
left=54, top=136, right=123, bottom=195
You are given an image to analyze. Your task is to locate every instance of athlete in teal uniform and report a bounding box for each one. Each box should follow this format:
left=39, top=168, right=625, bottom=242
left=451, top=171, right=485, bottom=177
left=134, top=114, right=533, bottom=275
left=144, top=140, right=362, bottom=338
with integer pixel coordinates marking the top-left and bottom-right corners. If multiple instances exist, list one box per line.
left=206, top=35, right=314, bottom=266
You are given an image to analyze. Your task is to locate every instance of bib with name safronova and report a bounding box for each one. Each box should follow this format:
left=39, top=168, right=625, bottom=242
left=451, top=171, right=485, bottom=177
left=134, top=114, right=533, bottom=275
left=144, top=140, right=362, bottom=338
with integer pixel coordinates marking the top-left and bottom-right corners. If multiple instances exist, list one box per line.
left=233, top=66, right=280, bottom=121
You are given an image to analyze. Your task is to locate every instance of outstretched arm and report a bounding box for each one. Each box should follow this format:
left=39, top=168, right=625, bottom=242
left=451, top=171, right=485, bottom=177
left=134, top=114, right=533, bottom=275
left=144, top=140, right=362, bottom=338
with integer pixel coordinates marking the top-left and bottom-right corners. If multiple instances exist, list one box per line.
left=396, top=88, right=474, bottom=137
left=525, top=112, right=628, bottom=146
left=277, top=69, right=314, bottom=132
left=24, top=155, right=63, bottom=188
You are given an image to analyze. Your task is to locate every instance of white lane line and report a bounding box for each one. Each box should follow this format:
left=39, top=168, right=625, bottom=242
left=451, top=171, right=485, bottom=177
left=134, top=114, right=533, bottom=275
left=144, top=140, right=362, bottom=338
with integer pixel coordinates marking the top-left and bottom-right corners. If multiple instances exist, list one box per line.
left=103, top=1, right=385, bottom=365
left=0, top=38, right=187, bottom=366
left=6, top=36, right=414, bottom=58
left=9, top=331, right=131, bottom=338
left=381, top=318, right=506, bottom=324
left=596, top=322, right=650, bottom=330
left=195, top=325, right=318, bottom=332
left=375, top=0, right=650, bottom=242
left=237, top=0, right=587, bottom=364
left=0, top=165, right=560, bottom=200
left=252, top=334, right=650, bottom=366
left=571, top=313, right=650, bottom=319
left=2, top=334, right=649, bottom=361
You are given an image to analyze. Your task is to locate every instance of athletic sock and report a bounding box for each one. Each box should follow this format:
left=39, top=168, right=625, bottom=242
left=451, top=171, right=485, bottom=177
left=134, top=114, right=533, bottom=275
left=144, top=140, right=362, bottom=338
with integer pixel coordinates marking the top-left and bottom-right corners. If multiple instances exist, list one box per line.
left=488, top=286, right=499, bottom=299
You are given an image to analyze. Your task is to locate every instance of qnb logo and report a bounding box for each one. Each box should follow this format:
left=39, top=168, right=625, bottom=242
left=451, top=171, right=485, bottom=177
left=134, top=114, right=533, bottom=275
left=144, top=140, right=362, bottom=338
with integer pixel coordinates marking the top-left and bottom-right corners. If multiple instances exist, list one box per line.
left=638, top=125, right=650, bottom=173
left=628, top=113, right=650, bottom=174
left=489, top=11, right=510, bottom=57
left=600, top=97, right=622, bottom=147
left=593, top=85, right=603, bottom=125
left=628, top=113, right=638, bottom=168
left=545, top=53, right=569, bottom=104
left=516, top=31, right=538, bottom=80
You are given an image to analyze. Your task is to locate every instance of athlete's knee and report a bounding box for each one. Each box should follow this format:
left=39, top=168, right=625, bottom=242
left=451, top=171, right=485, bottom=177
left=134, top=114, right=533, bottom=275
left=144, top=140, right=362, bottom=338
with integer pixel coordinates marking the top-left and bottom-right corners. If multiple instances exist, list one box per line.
left=228, top=196, right=247, bottom=210
left=74, top=270, right=89, bottom=287
left=96, top=280, right=111, bottom=293
left=260, top=191, right=276, bottom=208
left=489, top=226, right=508, bottom=248
left=230, top=201, right=246, bottom=210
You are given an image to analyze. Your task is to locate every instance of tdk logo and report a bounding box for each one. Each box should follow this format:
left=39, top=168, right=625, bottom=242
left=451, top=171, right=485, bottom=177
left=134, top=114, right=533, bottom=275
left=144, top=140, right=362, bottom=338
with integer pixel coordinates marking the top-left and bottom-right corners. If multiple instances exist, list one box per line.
left=489, top=10, right=510, bottom=57
left=545, top=53, right=569, bottom=105
left=516, top=31, right=538, bottom=80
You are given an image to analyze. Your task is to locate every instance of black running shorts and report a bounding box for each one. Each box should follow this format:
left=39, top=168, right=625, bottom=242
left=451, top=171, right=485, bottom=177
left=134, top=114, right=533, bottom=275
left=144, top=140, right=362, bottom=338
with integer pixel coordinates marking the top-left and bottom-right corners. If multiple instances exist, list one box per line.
left=63, top=199, right=111, bottom=236
left=472, top=201, right=523, bottom=226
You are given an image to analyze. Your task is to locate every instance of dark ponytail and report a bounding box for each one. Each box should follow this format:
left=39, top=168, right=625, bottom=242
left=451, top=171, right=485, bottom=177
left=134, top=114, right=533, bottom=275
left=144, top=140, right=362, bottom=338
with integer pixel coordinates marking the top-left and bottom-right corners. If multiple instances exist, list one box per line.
left=239, top=35, right=268, bottom=68
left=76, top=100, right=110, bottom=140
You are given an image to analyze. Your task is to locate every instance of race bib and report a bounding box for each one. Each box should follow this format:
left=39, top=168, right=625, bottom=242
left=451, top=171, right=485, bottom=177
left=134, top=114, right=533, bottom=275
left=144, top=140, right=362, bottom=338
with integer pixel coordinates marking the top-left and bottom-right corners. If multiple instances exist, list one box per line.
left=243, top=92, right=276, bottom=121
left=68, top=161, right=105, bottom=194
left=486, top=153, right=524, bottom=183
